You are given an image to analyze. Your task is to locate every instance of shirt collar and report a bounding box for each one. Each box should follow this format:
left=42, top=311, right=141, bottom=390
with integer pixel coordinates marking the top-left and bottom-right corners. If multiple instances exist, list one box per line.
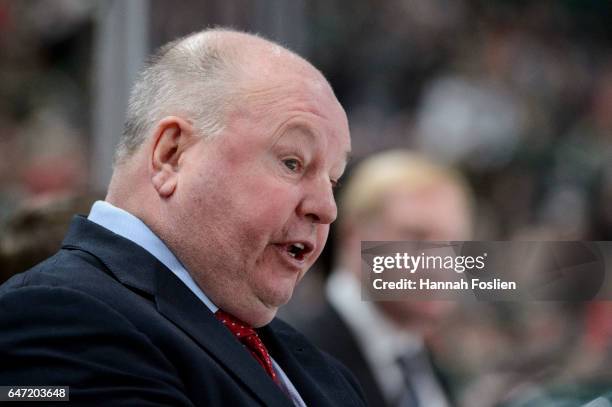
left=87, top=200, right=218, bottom=313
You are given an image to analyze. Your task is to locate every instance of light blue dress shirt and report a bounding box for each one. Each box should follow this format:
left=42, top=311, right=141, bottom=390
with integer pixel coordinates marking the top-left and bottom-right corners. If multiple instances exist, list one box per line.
left=87, top=201, right=306, bottom=406
left=88, top=201, right=218, bottom=312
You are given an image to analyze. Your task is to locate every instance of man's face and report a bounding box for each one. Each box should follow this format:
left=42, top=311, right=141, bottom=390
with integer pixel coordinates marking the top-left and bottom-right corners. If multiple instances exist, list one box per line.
left=171, top=70, right=350, bottom=326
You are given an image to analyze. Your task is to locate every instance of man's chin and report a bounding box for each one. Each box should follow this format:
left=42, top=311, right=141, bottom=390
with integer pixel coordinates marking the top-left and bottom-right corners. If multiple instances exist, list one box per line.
left=248, top=304, right=279, bottom=328
left=249, top=289, right=295, bottom=327
left=259, top=275, right=298, bottom=302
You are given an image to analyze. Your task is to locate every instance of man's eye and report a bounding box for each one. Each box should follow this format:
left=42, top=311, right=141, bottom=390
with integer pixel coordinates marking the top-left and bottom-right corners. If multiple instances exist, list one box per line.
left=283, top=158, right=301, bottom=172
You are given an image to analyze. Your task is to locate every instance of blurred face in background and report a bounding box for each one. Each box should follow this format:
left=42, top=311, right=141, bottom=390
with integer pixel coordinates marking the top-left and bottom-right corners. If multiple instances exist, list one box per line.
left=361, top=182, right=471, bottom=242
left=343, top=179, right=472, bottom=334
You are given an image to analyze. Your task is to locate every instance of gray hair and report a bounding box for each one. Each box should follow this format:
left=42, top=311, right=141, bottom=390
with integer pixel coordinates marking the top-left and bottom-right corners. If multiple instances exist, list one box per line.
left=115, top=29, right=246, bottom=165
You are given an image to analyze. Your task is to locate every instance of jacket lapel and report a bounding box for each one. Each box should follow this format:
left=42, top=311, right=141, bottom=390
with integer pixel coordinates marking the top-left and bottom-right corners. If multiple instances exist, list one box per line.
left=62, top=216, right=290, bottom=407
left=154, top=268, right=290, bottom=407
left=260, top=320, right=361, bottom=407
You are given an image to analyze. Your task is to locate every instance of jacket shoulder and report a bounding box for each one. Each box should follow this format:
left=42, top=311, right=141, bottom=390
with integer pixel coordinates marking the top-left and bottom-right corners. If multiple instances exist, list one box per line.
left=0, top=281, right=194, bottom=406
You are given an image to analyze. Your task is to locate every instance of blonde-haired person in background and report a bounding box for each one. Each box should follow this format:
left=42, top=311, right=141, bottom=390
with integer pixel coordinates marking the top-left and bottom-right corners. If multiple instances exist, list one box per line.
left=297, top=150, right=474, bottom=407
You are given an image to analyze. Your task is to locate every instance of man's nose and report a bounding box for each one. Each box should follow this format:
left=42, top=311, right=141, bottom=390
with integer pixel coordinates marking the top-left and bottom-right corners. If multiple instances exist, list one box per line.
left=297, top=179, right=337, bottom=225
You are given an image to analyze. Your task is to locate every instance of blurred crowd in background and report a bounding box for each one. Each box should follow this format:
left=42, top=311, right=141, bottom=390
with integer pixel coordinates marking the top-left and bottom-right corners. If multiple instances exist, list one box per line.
left=1, top=0, right=612, bottom=406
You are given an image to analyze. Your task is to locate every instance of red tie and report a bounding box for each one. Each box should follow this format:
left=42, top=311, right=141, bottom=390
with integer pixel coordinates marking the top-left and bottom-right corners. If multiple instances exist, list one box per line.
left=215, top=309, right=281, bottom=386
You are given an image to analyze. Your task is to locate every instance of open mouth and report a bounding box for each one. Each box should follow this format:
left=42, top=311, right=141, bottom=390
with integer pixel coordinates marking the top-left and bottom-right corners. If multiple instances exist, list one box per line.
left=284, top=242, right=314, bottom=262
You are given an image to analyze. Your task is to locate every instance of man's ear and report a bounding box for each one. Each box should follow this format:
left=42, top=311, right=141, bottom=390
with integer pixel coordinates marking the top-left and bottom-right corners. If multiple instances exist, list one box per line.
left=150, top=116, right=197, bottom=198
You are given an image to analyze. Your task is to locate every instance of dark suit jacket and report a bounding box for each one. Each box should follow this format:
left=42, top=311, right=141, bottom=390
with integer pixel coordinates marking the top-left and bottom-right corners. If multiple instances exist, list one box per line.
left=295, top=301, right=454, bottom=407
left=295, top=302, right=387, bottom=406
left=0, top=216, right=365, bottom=406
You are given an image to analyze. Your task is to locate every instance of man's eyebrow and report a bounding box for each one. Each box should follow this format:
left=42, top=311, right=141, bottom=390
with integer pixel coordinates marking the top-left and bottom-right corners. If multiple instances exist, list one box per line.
left=279, top=124, right=316, bottom=142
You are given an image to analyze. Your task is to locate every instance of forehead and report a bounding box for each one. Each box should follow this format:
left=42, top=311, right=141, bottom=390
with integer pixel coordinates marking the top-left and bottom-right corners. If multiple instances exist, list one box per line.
left=386, top=184, right=465, bottom=216
left=378, top=184, right=470, bottom=237
left=244, top=67, right=345, bottom=118
left=232, top=65, right=351, bottom=154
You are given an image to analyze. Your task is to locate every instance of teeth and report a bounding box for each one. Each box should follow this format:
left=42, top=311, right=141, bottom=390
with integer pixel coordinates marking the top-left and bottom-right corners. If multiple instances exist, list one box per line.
left=286, top=243, right=305, bottom=259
